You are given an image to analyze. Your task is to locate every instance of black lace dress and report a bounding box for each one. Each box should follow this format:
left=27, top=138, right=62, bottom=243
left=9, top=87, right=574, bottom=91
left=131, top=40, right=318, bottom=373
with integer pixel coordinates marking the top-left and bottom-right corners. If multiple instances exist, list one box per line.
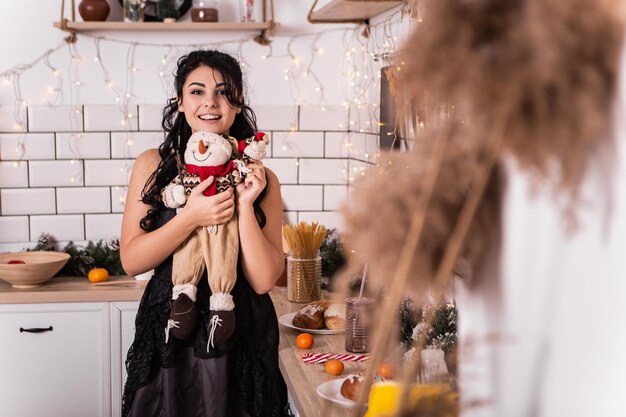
left=122, top=209, right=289, bottom=417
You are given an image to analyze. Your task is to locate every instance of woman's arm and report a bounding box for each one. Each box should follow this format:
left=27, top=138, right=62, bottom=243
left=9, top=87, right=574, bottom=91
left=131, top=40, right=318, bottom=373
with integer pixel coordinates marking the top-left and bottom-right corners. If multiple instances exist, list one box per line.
left=237, top=165, right=284, bottom=294
left=120, top=149, right=236, bottom=276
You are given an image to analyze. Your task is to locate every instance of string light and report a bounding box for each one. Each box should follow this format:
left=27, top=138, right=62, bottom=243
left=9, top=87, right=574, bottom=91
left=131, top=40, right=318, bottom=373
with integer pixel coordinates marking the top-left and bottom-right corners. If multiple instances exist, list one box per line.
left=0, top=5, right=410, bottom=172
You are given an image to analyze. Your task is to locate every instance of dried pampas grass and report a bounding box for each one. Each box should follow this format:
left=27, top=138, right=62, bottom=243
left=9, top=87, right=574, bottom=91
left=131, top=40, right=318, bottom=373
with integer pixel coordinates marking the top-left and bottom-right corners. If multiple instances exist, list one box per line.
left=401, top=0, right=624, bottom=201
left=341, top=125, right=501, bottom=297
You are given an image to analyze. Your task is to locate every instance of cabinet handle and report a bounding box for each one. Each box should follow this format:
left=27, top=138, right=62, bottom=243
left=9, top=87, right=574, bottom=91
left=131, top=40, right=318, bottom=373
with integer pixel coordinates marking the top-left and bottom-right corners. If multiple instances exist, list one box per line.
left=19, top=326, right=53, bottom=333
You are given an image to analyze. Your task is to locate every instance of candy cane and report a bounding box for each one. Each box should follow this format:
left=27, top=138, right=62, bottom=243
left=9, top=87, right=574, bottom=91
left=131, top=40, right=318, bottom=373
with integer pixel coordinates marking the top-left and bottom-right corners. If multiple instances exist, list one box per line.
left=302, top=353, right=369, bottom=364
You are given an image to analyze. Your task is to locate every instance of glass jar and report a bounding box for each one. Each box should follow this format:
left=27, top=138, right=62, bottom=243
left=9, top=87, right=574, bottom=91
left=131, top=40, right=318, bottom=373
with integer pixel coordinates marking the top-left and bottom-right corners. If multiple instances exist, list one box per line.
left=344, top=297, right=375, bottom=353
left=192, top=0, right=218, bottom=22
left=286, top=254, right=321, bottom=303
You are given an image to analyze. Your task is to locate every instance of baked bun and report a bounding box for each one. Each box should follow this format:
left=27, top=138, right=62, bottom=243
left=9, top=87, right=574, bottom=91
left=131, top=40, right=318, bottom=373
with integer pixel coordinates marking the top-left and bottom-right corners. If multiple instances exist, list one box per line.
left=324, top=303, right=346, bottom=330
left=340, top=372, right=365, bottom=401
left=292, top=303, right=325, bottom=329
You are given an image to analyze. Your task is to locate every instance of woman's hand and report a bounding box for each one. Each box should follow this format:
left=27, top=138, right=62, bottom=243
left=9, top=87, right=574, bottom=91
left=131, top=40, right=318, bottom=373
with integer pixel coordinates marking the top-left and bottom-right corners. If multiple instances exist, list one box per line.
left=182, top=176, right=236, bottom=227
left=236, top=159, right=267, bottom=208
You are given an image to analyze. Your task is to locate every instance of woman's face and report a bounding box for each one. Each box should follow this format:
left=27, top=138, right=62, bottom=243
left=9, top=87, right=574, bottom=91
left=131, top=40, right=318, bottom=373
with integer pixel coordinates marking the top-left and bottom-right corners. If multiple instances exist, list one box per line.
left=178, top=65, right=241, bottom=136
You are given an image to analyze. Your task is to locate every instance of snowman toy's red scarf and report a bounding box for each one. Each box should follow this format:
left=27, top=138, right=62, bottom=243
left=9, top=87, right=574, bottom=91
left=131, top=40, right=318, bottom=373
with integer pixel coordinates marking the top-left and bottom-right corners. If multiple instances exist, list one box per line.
left=186, top=161, right=236, bottom=196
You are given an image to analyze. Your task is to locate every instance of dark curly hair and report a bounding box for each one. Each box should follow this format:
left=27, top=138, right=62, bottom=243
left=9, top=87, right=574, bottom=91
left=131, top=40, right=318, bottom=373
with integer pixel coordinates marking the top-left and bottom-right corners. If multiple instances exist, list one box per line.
left=139, top=50, right=267, bottom=231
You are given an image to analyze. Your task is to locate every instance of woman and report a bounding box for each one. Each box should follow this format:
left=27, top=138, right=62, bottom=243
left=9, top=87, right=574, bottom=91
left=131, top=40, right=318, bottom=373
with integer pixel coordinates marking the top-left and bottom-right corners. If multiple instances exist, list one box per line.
left=119, top=49, right=289, bottom=417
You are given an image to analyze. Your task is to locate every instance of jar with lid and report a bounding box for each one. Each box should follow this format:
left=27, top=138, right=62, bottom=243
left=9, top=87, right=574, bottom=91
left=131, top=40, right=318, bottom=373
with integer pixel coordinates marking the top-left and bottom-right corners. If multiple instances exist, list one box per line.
left=192, top=0, right=218, bottom=22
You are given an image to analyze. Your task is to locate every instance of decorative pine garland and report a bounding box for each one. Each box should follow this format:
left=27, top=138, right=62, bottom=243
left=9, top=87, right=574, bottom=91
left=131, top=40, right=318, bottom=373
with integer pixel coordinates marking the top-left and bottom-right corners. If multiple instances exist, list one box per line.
left=30, top=233, right=124, bottom=277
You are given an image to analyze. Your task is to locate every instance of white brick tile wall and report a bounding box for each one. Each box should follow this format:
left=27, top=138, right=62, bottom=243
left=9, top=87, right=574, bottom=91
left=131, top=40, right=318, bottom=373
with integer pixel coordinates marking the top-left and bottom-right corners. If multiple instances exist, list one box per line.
left=325, top=132, right=351, bottom=158
left=0, top=161, right=28, bottom=187
left=0, top=216, right=29, bottom=243
left=264, top=158, right=298, bottom=184
left=282, top=211, right=298, bottom=226
left=350, top=105, right=380, bottom=134
left=56, top=132, right=111, bottom=159
left=271, top=131, right=324, bottom=158
left=111, top=131, right=163, bottom=158
left=254, top=105, right=298, bottom=131
left=281, top=185, right=323, bottom=211
left=84, top=104, right=139, bottom=131
left=110, top=186, right=128, bottom=213
left=57, top=187, right=111, bottom=214
left=85, top=160, right=134, bottom=186
left=0, top=133, right=55, bottom=160
left=0, top=104, right=375, bottom=245
left=298, top=159, right=348, bottom=185
left=1, top=188, right=55, bottom=215
left=28, top=106, right=83, bottom=132
left=29, top=160, right=84, bottom=187
left=30, top=215, right=84, bottom=241
left=348, top=133, right=378, bottom=162
left=323, top=185, right=348, bottom=211
left=298, top=211, right=344, bottom=231
left=348, top=159, right=374, bottom=183
left=0, top=107, right=26, bottom=132
left=299, top=105, right=349, bottom=131
left=138, top=104, right=163, bottom=131
left=85, top=214, right=123, bottom=240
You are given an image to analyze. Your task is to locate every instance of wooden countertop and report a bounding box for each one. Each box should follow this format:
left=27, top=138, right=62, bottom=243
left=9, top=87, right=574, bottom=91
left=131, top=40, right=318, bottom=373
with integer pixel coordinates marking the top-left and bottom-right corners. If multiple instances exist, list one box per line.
left=270, top=287, right=367, bottom=417
left=0, top=275, right=146, bottom=304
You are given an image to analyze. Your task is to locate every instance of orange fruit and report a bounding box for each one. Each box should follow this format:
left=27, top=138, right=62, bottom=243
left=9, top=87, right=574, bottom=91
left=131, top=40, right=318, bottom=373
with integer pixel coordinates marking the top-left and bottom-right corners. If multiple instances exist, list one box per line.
left=325, top=359, right=345, bottom=376
left=88, top=268, right=110, bottom=283
left=296, top=333, right=314, bottom=349
left=376, top=362, right=395, bottom=379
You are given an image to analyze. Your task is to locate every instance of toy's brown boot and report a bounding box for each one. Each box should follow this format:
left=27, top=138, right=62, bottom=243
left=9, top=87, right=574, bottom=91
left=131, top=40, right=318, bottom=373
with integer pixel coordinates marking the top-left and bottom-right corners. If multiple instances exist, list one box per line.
left=206, top=310, right=235, bottom=351
left=166, top=293, right=198, bottom=342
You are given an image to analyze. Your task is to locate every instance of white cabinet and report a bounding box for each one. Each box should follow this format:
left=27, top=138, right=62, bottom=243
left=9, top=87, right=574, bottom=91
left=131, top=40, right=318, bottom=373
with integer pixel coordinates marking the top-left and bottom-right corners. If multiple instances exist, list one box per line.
left=0, top=302, right=111, bottom=417
left=0, top=300, right=140, bottom=417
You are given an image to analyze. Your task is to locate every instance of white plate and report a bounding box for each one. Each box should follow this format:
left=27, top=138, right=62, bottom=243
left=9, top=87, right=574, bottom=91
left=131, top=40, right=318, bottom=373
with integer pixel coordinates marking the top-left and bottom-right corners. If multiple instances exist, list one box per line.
left=317, top=378, right=357, bottom=408
left=278, top=312, right=345, bottom=335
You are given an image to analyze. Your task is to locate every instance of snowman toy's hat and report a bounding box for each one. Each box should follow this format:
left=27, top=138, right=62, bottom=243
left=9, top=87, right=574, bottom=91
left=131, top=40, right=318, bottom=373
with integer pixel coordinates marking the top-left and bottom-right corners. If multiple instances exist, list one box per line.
left=189, top=131, right=233, bottom=158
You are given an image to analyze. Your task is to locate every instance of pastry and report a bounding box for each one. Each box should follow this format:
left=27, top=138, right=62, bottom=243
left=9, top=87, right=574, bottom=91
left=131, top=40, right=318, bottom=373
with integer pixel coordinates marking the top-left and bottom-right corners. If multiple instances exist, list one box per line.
left=340, top=372, right=365, bottom=401
left=324, top=303, right=346, bottom=330
left=292, top=303, right=325, bottom=329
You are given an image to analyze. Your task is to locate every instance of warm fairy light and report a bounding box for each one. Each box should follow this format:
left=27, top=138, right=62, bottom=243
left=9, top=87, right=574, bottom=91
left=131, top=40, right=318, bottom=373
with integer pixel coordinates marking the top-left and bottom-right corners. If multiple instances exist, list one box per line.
left=321, top=106, right=326, bottom=111
left=127, top=113, right=134, bottom=118
left=75, top=81, right=81, bottom=86
left=132, top=67, right=137, bottom=72
left=53, top=70, right=60, bottom=77
left=94, top=56, right=100, bottom=62
left=315, top=87, right=320, bottom=92
left=127, top=139, right=134, bottom=146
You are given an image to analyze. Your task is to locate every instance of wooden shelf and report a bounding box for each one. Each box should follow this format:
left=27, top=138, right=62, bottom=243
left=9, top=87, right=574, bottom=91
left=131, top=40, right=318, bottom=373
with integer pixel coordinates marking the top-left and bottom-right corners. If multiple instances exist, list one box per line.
left=309, top=0, right=404, bottom=23
left=53, top=21, right=277, bottom=32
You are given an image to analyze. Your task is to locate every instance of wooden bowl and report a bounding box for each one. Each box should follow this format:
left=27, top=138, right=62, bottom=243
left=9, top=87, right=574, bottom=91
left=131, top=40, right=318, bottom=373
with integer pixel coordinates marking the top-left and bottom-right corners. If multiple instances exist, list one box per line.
left=0, top=251, right=70, bottom=288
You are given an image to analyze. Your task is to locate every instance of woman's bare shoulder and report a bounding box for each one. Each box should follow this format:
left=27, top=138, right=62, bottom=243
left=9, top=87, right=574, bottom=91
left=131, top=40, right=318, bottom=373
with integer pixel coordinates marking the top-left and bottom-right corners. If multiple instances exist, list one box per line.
left=134, top=149, right=161, bottom=174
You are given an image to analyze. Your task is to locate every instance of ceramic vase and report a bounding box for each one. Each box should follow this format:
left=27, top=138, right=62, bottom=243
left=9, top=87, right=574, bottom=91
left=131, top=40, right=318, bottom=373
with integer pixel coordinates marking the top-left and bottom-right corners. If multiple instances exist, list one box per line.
left=78, top=0, right=111, bottom=22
